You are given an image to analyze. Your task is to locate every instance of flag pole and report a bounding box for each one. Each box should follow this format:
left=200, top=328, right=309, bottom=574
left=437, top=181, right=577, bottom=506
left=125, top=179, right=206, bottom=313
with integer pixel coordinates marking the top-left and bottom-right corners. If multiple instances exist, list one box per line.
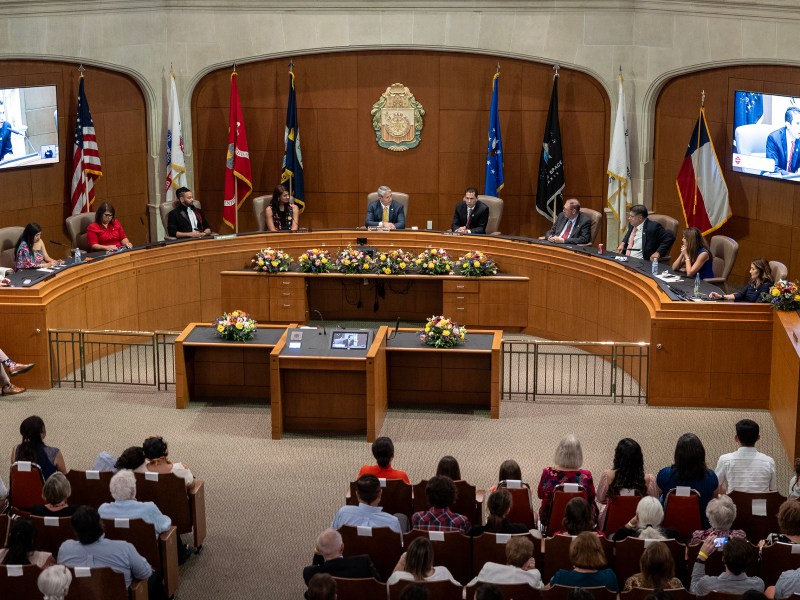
left=552, top=64, right=560, bottom=223
left=287, top=60, right=295, bottom=203
left=693, top=90, right=705, bottom=218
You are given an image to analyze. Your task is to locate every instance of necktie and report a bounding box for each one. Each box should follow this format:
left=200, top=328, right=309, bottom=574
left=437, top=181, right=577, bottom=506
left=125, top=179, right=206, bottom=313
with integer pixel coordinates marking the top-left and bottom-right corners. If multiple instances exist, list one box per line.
left=561, top=220, right=573, bottom=239
left=789, top=141, right=795, bottom=172
left=626, top=225, right=637, bottom=256
left=466, top=208, right=472, bottom=229
left=382, top=205, right=389, bottom=224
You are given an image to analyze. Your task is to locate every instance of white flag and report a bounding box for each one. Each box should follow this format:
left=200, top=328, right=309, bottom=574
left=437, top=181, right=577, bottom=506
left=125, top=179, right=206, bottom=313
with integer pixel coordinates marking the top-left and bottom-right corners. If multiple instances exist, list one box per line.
left=165, top=72, right=186, bottom=204
left=607, top=73, right=632, bottom=231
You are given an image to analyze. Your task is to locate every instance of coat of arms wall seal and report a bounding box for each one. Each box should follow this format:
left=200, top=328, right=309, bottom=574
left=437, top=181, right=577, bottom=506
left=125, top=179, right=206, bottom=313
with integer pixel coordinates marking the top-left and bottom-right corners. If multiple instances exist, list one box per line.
left=371, top=83, right=425, bottom=152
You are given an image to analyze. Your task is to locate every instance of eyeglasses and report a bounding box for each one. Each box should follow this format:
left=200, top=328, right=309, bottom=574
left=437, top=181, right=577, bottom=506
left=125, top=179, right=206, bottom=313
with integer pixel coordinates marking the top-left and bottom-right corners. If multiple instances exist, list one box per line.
left=103, top=213, right=113, bottom=217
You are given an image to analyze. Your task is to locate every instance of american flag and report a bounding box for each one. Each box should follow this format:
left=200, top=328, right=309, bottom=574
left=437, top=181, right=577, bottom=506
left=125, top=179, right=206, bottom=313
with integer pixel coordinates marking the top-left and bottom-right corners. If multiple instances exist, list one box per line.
left=70, top=76, right=102, bottom=215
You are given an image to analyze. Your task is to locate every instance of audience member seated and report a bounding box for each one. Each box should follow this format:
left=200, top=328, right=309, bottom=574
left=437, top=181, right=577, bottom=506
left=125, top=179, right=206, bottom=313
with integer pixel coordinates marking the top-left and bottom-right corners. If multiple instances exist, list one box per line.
left=302, top=528, right=379, bottom=585
left=468, top=536, right=543, bottom=589
left=31, top=473, right=77, bottom=517
left=306, top=573, right=336, bottom=600
left=57, top=506, right=153, bottom=589
left=623, top=540, right=684, bottom=591
left=596, top=438, right=658, bottom=530
left=489, top=459, right=525, bottom=493
left=657, top=432, right=718, bottom=529
left=538, top=434, right=597, bottom=530
left=266, top=185, right=299, bottom=231
left=0, top=518, right=55, bottom=570
left=769, top=565, right=800, bottom=598
left=672, top=227, right=713, bottom=279
left=0, top=346, right=33, bottom=396
left=357, top=436, right=410, bottom=484
left=790, top=459, right=800, bottom=500
left=552, top=497, right=603, bottom=537
left=715, top=419, right=776, bottom=494
left=11, top=415, right=67, bottom=479
left=548, top=531, right=618, bottom=591
left=331, top=474, right=405, bottom=533
left=386, top=537, right=459, bottom=586
left=98, top=470, right=172, bottom=535
left=435, top=455, right=462, bottom=481
left=690, top=495, right=746, bottom=545
left=86, top=202, right=133, bottom=251
left=411, top=475, right=471, bottom=534
left=137, top=435, right=193, bottom=487
left=710, top=258, right=773, bottom=302
left=92, top=445, right=146, bottom=473
left=470, top=489, right=528, bottom=536
left=400, top=583, right=430, bottom=600
left=38, top=564, right=72, bottom=600
left=612, top=496, right=673, bottom=541
left=763, top=500, right=800, bottom=546
left=15, top=222, right=62, bottom=270
left=690, top=537, right=764, bottom=595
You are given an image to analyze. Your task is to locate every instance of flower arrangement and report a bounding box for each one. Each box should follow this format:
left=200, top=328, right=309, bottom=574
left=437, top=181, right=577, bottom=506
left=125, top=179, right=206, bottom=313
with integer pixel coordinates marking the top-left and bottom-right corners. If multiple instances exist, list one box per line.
left=298, top=248, right=335, bottom=273
left=251, top=247, right=292, bottom=273
left=457, top=250, right=498, bottom=277
left=215, top=310, right=257, bottom=342
left=418, top=315, right=467, bottom=348
left=763, top=279, right=800, bottom=311
left=375, top=249, right=413, bottom=275
left=414, top=247, right=453, bottom=275
left=335, top=245, right=374, bottom=274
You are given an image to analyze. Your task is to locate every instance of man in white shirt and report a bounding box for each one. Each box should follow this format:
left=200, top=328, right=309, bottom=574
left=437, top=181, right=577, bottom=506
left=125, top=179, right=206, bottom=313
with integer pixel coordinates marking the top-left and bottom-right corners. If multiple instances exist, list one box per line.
left=331, top=474, right=405, bottom=533
left=467, top=536, right=543, bottom=589
left=716, top=419, right=777, bottom=494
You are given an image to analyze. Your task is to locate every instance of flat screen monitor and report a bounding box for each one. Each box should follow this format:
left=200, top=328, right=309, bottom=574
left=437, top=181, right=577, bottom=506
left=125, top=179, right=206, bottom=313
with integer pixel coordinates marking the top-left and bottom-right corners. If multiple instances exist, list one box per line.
left=330, top=331, right=370, bottom=350
left=0, top=85, right=59, bottom=171
left=732, top=90, right=800, bottom=180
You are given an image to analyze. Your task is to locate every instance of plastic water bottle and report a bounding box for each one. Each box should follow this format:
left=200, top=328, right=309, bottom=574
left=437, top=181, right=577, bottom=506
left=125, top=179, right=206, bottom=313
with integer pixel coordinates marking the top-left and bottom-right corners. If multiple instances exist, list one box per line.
left=651, top=257, right=658, bottom=275
left=694, top=273, right=701, bottom=297
left=72, top=248, right=82, bottom=263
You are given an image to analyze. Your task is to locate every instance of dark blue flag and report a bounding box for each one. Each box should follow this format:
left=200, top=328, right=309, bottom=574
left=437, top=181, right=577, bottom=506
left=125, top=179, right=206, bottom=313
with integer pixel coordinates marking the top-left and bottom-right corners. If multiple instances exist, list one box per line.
left=484, top=72, right=504, bottom=197
left=536, top=74, right=565, bottom=221
left=281, top=70, right=305, bottom=211
left=734, top=91, right=764, bottom=131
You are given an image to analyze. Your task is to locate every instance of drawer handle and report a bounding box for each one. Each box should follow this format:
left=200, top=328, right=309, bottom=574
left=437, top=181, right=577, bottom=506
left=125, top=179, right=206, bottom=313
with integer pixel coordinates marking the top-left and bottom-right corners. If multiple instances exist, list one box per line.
left=282, top=292, right=291, bottom=296
left=456, top=285, right=465, bottom=289
left=456, top=296, right=465, bottom=300
left=283, top=304, right=291, bottom=308
left=281, top=281, right=290, bottom=285
left=456, top=307, right=465, bottom=311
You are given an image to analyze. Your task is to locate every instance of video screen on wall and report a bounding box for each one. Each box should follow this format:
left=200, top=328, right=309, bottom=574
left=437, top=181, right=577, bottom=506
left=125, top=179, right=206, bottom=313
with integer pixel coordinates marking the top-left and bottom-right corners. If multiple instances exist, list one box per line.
left=0, top=85, right=59, bottom=171
left=732, top=90, right=800, bottom=180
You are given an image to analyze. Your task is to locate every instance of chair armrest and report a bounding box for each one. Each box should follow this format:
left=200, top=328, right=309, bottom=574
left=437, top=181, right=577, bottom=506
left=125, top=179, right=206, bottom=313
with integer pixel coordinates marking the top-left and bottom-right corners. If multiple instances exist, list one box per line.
left=159, top=525, right=180, bottom=598
left=705, top=277, right=725, bottom=284
left=130, top=578, right=149, bottom=600
left=189, top=479, right=206, bottom=549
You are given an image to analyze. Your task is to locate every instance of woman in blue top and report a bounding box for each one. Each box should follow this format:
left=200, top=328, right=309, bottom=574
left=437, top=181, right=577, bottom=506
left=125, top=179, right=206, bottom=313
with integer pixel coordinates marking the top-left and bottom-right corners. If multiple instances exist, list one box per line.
left=549, top=531, right=618, bottom=591
left=656, top=433, right=718, bottom=529
left=672, top=227, right=714, bottom=279
left=710, top=258, right=773, bottom=303
left=10, top=415, right=66, bottom=480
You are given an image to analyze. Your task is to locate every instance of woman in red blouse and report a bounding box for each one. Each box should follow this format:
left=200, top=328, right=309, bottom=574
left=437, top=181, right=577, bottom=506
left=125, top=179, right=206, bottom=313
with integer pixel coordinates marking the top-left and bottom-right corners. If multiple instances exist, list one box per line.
left=86, top=203, right=132, bottom=251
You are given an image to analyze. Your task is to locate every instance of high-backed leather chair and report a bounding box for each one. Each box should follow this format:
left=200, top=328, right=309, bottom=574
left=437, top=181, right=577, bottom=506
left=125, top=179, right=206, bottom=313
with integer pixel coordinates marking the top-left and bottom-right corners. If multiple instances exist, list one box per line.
left=478, top=195, right=504, bottom=235
left=648, top=213, right=679, bottom=260
left=366, top=192, right=409, bottom=224
left=580, top=207, right=602, bottom=245
left=252, top=195, right=269, bottom=232
left=0, top=226, right=23, bottom=269
left=159, top=199, right=203, bottom=240
left=770, top=260, right=788, bottom=282
left=65, top=213, right=94, bottom=252
left=706, top=235, right=739, bottom=287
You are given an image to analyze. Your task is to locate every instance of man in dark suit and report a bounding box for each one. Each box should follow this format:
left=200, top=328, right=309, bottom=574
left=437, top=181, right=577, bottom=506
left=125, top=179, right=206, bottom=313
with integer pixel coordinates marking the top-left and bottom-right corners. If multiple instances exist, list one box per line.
left=616, top=204, right=675, bottom=261
left=365, top=185, right=405, bottom=229
left=541, top=198, right=593, bottom=245
left=302, top=528, right=380, bottom=585
left=451, top=187, right=489, bottom=234
left=766, top=106, right=800, bottom=175
left=167, top=187, right=213, bottom=238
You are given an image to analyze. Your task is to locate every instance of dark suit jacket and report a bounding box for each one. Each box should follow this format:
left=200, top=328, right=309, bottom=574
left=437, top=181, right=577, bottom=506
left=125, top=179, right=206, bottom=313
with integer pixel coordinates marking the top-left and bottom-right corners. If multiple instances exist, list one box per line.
left=365, top=200, right=405, bottom=229
left=167, top=204, right=211, bottom=237
left=620, top=218, right=676, bottom=261
left=451, top=201, right=489, bottom=234
left=544, top=211, right=593, bottom=245
left=766, top=127, right=800, bottom=174
left=303, top=554, right=380, bottom=585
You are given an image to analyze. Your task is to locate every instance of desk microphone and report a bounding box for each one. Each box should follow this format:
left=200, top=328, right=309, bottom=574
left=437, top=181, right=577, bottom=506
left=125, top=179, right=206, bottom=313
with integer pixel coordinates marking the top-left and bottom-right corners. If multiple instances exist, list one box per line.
left=312, top=309, right=326, bottom=335
left=49, top=240, right=66, bottom=246
left=388, top=316, right=400, bottom=340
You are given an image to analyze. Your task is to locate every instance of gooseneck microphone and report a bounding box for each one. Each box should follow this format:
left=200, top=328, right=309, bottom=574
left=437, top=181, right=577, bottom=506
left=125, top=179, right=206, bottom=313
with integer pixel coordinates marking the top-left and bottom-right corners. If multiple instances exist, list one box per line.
left=49, top=240, right=66, bottom=246
left=388, top=316, right=400, bottom=340
left=312, top=309, right=326, bottom=335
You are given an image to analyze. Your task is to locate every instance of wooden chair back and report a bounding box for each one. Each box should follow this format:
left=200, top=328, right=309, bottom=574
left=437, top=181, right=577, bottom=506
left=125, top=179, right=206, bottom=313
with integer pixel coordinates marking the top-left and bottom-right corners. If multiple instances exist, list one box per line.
left=404, top=529, right=472, bottom=585
left=543, top=585, right=617, bottom=600
left=0, top=514, right=9, bottom=546
left=614, top=537, right=687, bottom=586
left=350, top=478, right=413, bottom=519
left=29, top=514, right=74, bottom=555
left=547, top=485, right=587, bottom=534
left=67, top=566, right=130, bottom=600
left=0, top=564, right=40, bottom=599
left=497, top=481, right=536, bottom=530
left=66, top=470, right=114, bottom=508
left=9, top=461, right=45, bottom=511
left=338, top=524, right=403, bottom=582
left=662, top=488, right=702, bottom=539
left=760, top=541, right=800, bottom=587
left=133, top=471, right=190, bottom=533
left=728, top=490, right=785, bottom=542
left=389, top=578, right=463, bottom=600
left=466, top=582, right=541, bottom=599
left=602, top=494, right=641, bottom=535
left=621, top=588, right=694, bottom=600
left=472, top=532, right=540, bottom=579
left=332, top=576, right=387, bottom=600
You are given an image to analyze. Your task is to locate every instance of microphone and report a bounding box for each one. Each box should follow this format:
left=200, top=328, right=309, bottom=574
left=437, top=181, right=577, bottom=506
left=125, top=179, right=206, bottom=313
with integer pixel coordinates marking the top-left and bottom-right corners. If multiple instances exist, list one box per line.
left=312, top=310, right=326, bottom=335
left=388, top=317, right=400, bottom=340
left=49, top=240, right=66, bottom=246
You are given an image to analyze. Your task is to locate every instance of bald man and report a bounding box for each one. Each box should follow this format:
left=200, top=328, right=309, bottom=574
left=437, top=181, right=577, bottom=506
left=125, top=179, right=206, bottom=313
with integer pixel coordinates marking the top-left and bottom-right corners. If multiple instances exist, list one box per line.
left=302, top=528, right=379, bottom=585
left=541, top=198, right=593, bottom=245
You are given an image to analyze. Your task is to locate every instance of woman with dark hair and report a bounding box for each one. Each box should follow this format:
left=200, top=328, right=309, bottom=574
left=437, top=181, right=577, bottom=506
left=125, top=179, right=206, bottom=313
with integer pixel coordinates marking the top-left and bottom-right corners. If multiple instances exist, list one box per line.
left=554, top=497, right=603, bottom=537
left=596, top=438, right=658, bottom=529
left=387, top=537, right=459, bottom=585
left=672, top=227, right=713, bottom=279
left=710, top=258, right=774, bottom=302
left=115, top=446, right=145, bottom=471
left=265, top=185, right=299, bottom=231
left=436, top=456, right=461, bottom=481
left=10, top=415, right=66, bottom=479
left=15, top=222, right=61, bottom=269
left=656, top=433, right=718, bottom=529
left=623, top=540, right=684, bottom=591
left=470, top=489, right=529, bottom=536
left=136, top=435, right=193, bottom=487
left=86, top=202, right=132, bottom=251
left=0, top=518, right=55, bottom=569
left=489, top=459, right=525, bottom=493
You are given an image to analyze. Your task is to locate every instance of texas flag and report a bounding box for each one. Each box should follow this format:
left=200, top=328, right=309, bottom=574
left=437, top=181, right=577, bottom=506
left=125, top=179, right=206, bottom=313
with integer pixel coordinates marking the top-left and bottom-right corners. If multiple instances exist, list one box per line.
left=676, top=107, right=731, bottom=235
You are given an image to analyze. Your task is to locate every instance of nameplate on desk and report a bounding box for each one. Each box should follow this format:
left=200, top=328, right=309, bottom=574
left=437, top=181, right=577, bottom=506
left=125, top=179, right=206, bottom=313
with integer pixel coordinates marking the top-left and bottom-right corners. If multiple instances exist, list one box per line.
left=214, top=234, right=237, bottom=240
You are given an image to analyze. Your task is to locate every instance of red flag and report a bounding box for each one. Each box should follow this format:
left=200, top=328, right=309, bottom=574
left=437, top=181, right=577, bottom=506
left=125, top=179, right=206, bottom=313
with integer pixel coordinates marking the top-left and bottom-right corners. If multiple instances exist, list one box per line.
left=223, top=72, right=252, bottom=230
left=70, top=76, right=102, bottom=215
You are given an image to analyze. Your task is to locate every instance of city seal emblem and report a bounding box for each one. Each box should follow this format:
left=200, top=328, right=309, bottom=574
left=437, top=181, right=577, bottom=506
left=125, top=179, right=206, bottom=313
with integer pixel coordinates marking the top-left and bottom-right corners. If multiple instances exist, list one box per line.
left=371, top=83, right=425, bottom=152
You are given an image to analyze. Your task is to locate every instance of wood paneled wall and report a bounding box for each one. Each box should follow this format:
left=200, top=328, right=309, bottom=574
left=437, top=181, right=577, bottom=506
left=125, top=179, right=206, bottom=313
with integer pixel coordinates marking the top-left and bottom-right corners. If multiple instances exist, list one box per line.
left=653, top=65, right=800, bottom=286
left=0, top=61, right=148, bottom=251
left=192, top=52, right=610, bottom=238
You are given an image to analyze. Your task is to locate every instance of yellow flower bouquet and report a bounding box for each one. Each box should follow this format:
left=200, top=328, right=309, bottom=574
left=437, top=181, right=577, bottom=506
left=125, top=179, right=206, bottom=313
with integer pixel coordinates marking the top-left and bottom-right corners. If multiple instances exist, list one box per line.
left=298, top=248, right=335, bottom=273
left=215, top=309, right=257, bottom=342
left=763, top=279, right=800, bottom=311
left=414, top=247, right=453, bottom=275
left=418, top=314, right=467, bottom=348
left=335, top=245, right=374, bottom=274
left=457, top=250, right=498, bottom=277
left=251, top=247, right=292, bottom=273
left=375, top=249, right=413, bottom=275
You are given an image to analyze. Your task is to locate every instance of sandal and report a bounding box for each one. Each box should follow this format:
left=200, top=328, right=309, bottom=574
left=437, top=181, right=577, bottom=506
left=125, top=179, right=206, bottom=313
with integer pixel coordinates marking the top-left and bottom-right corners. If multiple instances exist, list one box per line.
left=2, top=383, right=25, bottom=395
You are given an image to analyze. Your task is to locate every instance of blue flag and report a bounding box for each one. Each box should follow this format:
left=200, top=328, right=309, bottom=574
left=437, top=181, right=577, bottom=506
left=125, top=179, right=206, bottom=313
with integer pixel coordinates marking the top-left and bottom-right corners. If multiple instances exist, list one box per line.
left=281, top=70, right=305, bottom=211
left=484, top=72, right=504, bottom=197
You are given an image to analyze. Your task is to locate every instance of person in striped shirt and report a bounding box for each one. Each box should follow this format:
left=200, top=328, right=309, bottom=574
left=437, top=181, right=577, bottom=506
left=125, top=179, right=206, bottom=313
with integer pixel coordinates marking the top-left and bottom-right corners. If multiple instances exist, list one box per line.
left=715, top=419, right=776, bottom=494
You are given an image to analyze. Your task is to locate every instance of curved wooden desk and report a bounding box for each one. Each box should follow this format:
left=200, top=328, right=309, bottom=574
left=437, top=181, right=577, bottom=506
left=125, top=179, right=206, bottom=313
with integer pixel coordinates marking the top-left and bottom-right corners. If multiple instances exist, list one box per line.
left=0, top=230, right=773, bottom=411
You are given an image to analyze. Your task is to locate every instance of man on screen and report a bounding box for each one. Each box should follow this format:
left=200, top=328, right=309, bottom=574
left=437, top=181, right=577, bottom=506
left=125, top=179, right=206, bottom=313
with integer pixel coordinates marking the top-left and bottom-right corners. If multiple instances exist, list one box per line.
left=766, top=106, right=800, bottom=175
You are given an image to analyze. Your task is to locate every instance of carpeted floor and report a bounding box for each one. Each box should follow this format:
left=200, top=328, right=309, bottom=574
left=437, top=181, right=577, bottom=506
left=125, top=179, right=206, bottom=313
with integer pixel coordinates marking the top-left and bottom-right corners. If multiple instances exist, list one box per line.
left=0, top=383, right=791, bottom=599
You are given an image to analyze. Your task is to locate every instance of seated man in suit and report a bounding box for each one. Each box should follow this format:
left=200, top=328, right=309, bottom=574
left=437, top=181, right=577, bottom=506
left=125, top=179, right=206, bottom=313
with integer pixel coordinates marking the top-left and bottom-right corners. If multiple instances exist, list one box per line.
left=167, top=187, right=213, bottom=238
left=303, top=528, right=379, bottom=584
left=540, top=198, right=592, bottom=245
left=365, top=186, right=405, bottom=230
left=451, top=187, right=489, bottom=234
left=766, top=106, right=800, bottom=176
left=615, top=204, right=675, bottom=261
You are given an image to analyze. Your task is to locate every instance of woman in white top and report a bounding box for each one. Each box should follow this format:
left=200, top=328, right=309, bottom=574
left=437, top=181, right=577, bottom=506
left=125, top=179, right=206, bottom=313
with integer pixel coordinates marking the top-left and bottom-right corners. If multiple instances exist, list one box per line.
left=136, top=435, right=194, bottom=487
left=386, top=537, right=459, bottom=587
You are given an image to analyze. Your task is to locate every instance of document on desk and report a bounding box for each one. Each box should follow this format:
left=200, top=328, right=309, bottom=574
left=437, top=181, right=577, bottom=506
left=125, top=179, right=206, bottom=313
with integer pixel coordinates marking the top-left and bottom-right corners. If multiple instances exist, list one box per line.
left=36, top=268, right=55, bottom=273
left=657, top=273, right=683, bottom=283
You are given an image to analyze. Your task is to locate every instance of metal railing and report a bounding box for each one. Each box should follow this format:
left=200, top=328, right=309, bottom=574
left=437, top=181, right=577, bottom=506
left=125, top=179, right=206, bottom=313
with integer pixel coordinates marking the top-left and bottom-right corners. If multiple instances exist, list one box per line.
left=48, top=329, right=179, bottom=389
left=501, top=340, right=649, bottom=404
